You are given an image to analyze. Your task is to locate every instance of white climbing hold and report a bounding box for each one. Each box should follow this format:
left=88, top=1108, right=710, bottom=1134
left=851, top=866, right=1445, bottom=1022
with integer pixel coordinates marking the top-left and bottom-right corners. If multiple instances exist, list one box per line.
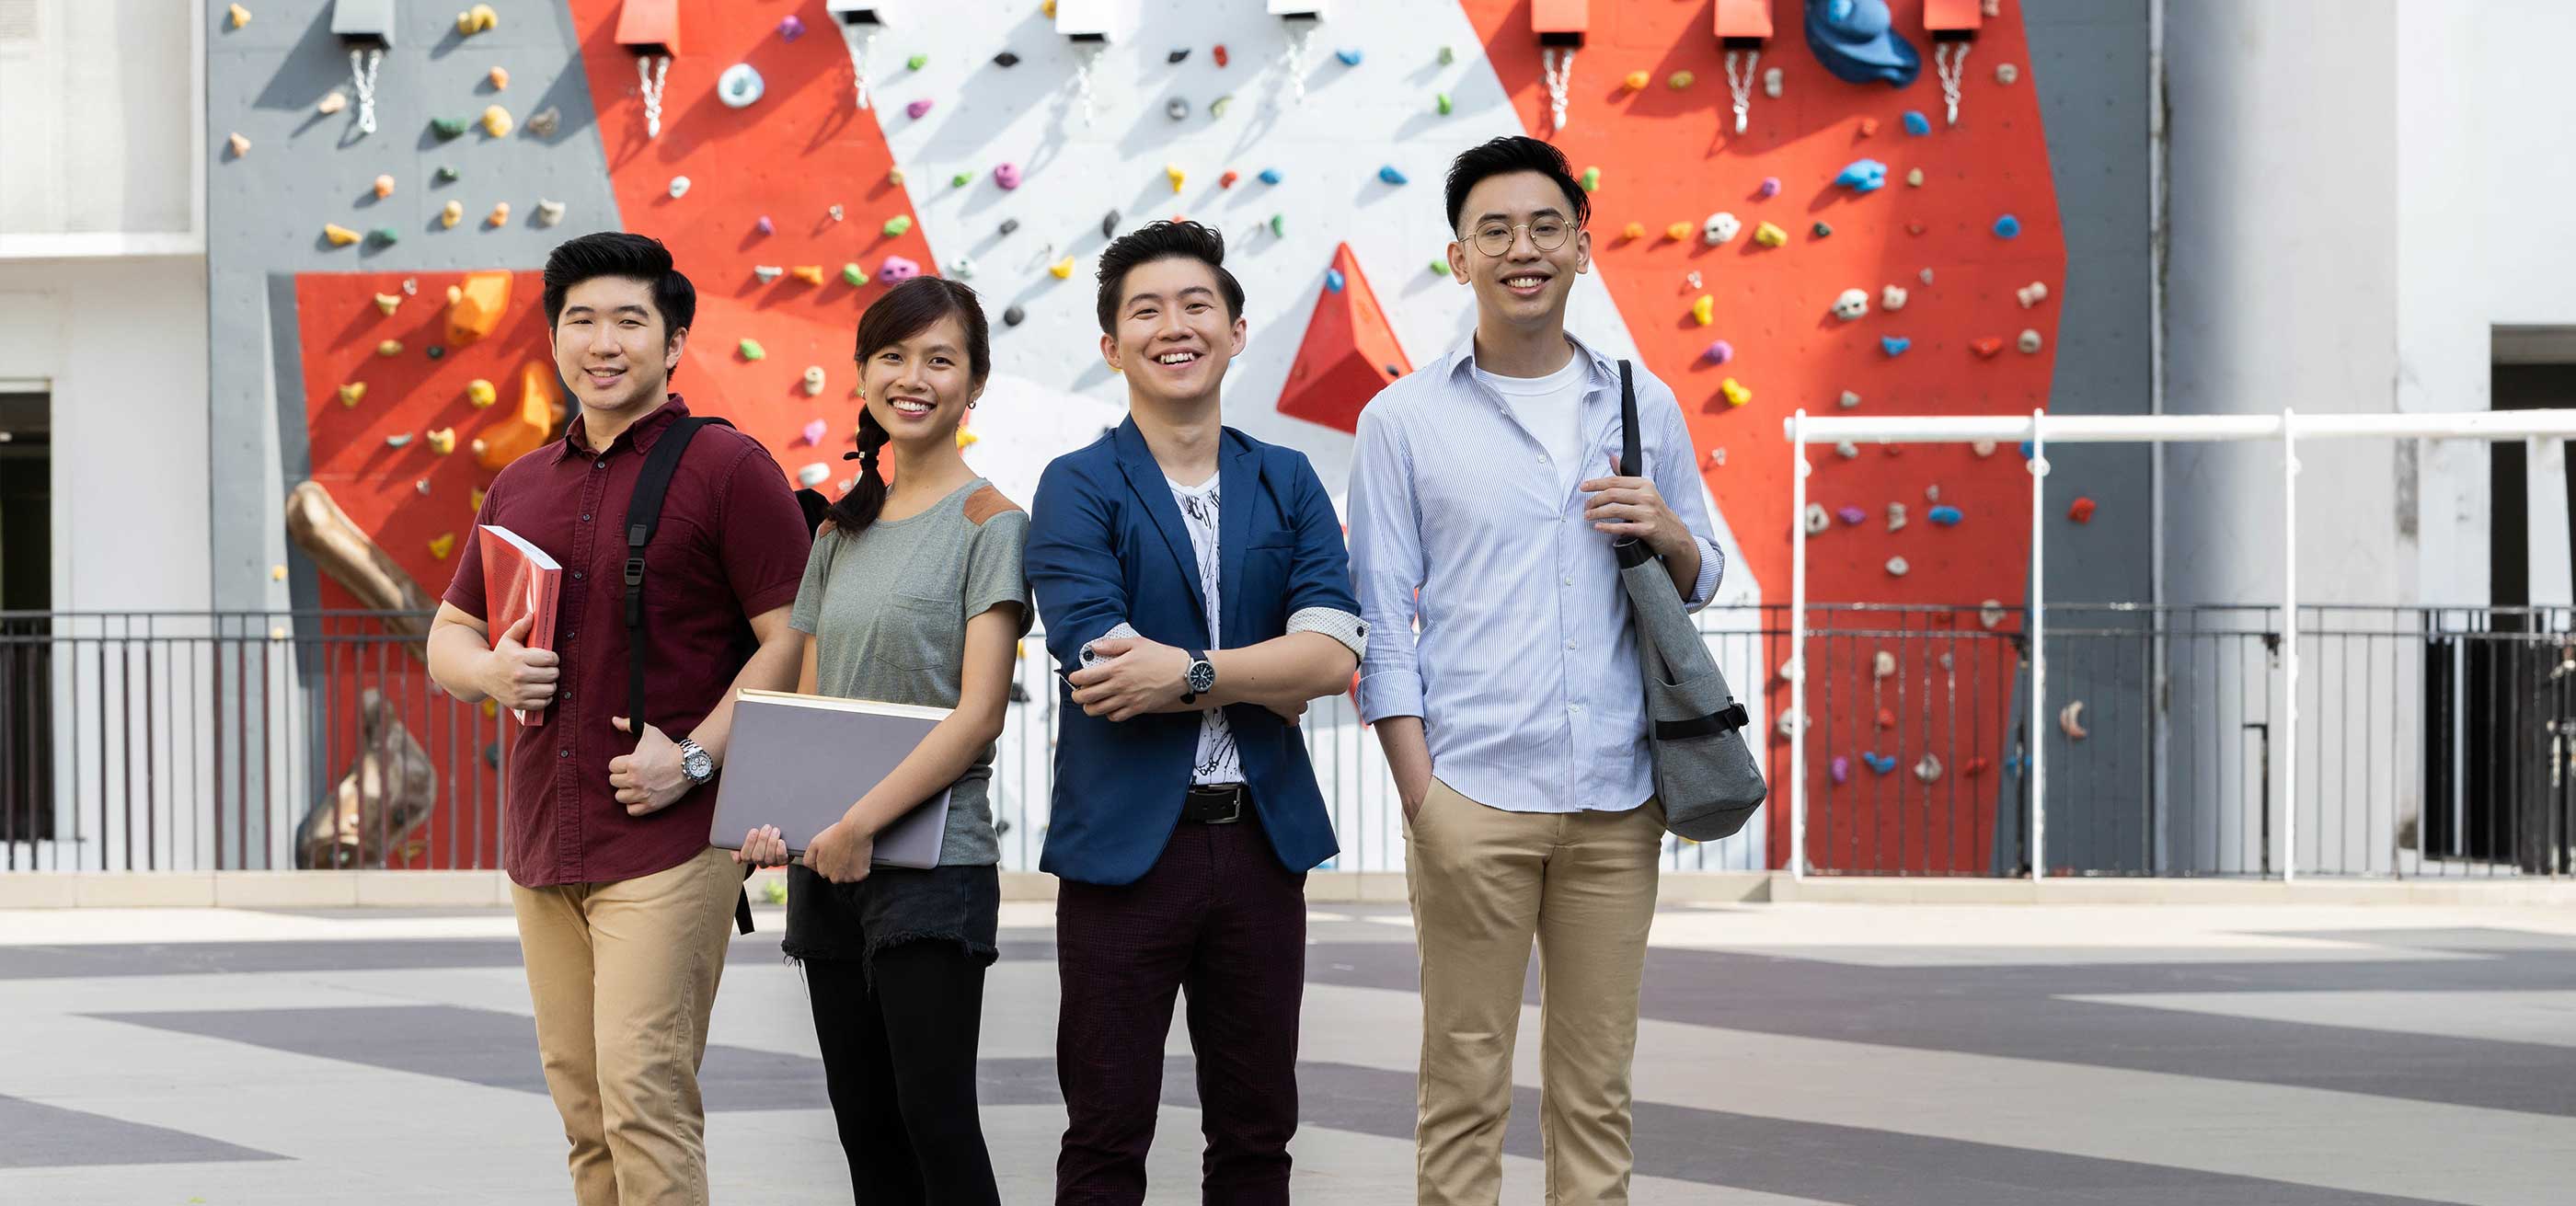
left=2018, top=281, right=2050, bottom=308
left=948, top=257, right=976, bottom=280
left=1881, top=285, right=1908, bottom=312
left=1972, top=440, right=1998, bottom=457
left=1980, top=600, right=2007, bottom=629
left=1887, top=502, right=1908, bottom=532
left=1775, top=710, right=1805, bottom=738
left=2018, top=328, right=2042, bottom=354
left=1831, top=288, right=1869, bottom=321
left=1802, top=502, right=1830, bottom=534
left=1995, top=63, right=2019, bottom=85
left=669, top=176, right=690, bottom=198
left=1919, top=268, right=1935, bottom=284
left=1763, top=66, right=1783, bottom=98
left=1710, top=447, right=1727, bottom=466
left=226, top=132, right=251, bottom=156
left=1885, top=556, right=1910, bottom=577
left=1926, top=484, right=1941, bottom=501
left=1913, top=753, right=1944, bottom=783
left=801, top=366, right=826, bottom=396
left=535, top=199, right=566, bottom=227
left=718, top=63, right=765, bottom=108
left=2059, top=701, right=2089, bottom=740
left=1835, top=441, right=1860, bottom=460
left=1839, top=390, right=1861, bottom=408
left=797, top=463, right=831, bottom=488
left=1701, top=212, right=1741, bottom=246
left=1872, top=650, right=1896, bottom=679
left=830, top=203, right=845, bottom=222
left=754, top=265, right=784, bottom=282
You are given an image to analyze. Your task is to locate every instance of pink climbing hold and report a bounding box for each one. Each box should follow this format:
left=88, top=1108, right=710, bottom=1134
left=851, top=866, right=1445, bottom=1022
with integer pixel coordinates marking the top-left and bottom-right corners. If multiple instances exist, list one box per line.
left=777, top=15, right=804, bottom=40
left=1702, top=339, right=1733, bottom=364
left=1756, top=177, right=1781, bottom=199
left=905, top=98, right=934, bottom=120
left=754, top=215, right=773, bottom=235
left=994, top=162, right=1022, bottom=190
left=880, top=255, right=922, bottom=283
left=798, top=419, right=828, bottom=446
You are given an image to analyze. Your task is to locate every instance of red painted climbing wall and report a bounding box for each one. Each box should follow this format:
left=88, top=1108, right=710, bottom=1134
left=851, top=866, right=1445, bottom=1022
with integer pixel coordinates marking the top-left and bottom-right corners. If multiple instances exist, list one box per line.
left=1460, top=0, right=2066, bottom=871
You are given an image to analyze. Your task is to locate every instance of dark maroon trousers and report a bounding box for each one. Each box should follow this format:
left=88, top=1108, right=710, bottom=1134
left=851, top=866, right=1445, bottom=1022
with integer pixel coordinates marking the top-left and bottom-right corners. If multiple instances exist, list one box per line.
left=1053, top=813, right=1309, bottom=1206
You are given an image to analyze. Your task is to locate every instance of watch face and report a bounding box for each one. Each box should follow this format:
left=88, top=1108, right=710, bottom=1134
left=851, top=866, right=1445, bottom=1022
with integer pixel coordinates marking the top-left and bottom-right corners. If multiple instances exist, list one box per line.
left=684, top=749, right=714, bottom=781
left=1188, top=660, right=1217, bottom=694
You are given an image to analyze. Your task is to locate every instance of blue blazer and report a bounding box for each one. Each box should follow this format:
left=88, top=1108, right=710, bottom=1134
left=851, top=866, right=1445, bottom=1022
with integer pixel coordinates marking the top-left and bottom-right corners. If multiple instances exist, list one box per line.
left=1026, top=419, right=1357, bottom=886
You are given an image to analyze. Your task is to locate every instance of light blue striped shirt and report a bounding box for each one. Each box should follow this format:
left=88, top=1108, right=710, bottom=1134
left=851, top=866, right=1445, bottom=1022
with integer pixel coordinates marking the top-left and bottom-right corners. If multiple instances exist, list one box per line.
left=1347, top=334, right=1724, bottom=815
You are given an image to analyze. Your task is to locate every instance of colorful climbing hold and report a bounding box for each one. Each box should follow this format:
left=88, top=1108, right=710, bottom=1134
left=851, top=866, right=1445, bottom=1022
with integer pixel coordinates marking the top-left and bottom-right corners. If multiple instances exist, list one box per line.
left=434, top=165, right=459, bottom=183
left=426, top=428, right=456, bottom=455
left=1756, top=177, right=1781, bottom=199
left=1580, top=167, right=1601, bottom=192
left=1335, top=48, right=1363, bottom=66
left=1167, top=165, right=1187, bottom=193
left=842, top=263, right=868, bottom=287
left=372, top=293, right=401, bottom=316
left=1837, top=506, right=1867, bottom=525
left=526, top=106, right=561, bottom=138
left=1881, top=336, right=1911, bottom=356
left=1325, top=270, right=1345, bottom=293
left=2068, top=497, right=2097, bottom=523
left=1690, top=294, right=1714, bottom=327
left=737, top=339, right=765, bottom=362
left=949, top=171, right=972, bottom=188
left=790, top=265, right=825, bottom=286
left=880, top=256, right=921, bottom=283
left=385, top=433, right=412, bottom=449
left=668, top=176, right=690, bottom=198
left=1619, top=222, right=1645, bottom=242
left=430, top=533, right=456, bottom=559
left=800, top=369, right=825, bottom=398
left=480, top=105, right=512, bottom=137
left=1256, top=167, right=1283, bottom=187
left=1928, top=505, right=1963, bottom=526
left=1701, top=212, right=1741, bottom=245
left=1830, top=756, right=1851, bottom=785
left=1269, top=214, right=1284, bottom=236
left=225, top=132, right=251, bottom=158
left=228, top=4, right=251, bottom=29
left=1378, top=166, right=1409, bottom=186
left=1840, top=390, right=1862, bottom=408
left=1994, top=213, right=2022, bottom=238
left=1719, top=378, right=1753, bottom=407
left=1833, top=158, right=1888, bottom=191
left=1213, top=43, right=1230, bottom=67
left=1429, top=258, right=1450, bottom=275
left=906, top=52, right=928, bottom=71
left=1902, top=109, right=1931, bottom=135
left=1437, top=45, right=1453, bottom=65
left=430, top=115, right=469, bottom=141
left=1752, top=221, right=1788, bottom=247
left=323, top=224, right=360, bottom=247
left=466, top=378, right=497, bottom=409
left=457, top=4, right=497, bottom=35
left=882, top=215, right=914, bottom=237
left=1811, top=221, right=1833, bottom=238
left=1970, top=337, right=2005, bottom=359
left=2018, top=328, right=2043, bottom=354
left=337, top=383, right=366, bottom=408
left=1832, top=289, right=1869, bottom=321
left=1624, top=70, right=1650, bottom=91
left=906, top=98, right=935, bottom=120
left=488, top=65, right=511, bottom=91
left=1857, top=116, right=1878, bottom=136
left=535, top=200, right=566, bottom=227
left=1669, top=70, right=1696, bottom=89
left=2018, top=281, right=2050, bottom=307
left=1050, top=256, right=1076, bottom=279
left=1702, top=340, right=1733, bottom=364
left=486, top=201, right=511, bottom=226
left=375, top=339, right=403, bottom=358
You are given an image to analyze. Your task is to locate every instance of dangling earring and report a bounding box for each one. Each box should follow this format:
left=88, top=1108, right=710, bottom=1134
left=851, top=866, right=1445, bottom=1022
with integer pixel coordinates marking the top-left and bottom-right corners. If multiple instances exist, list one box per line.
left=967, top=401, right=977, bottom=409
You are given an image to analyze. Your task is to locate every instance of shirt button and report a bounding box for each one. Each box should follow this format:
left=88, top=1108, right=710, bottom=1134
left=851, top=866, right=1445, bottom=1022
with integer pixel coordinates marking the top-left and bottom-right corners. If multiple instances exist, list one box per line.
left=572, top=570, right=583, bottom=580
left=594, top=460, right=606, bottom=469
left=1570, top=703, right=1583, bottom=713
left=581, top=513, right=591, bottom=522
left=1563, top=577, right=1573, bottom=586
left=558, top=748, right=569, bottom=759
left=1566, top=639, right=1577, bottom=649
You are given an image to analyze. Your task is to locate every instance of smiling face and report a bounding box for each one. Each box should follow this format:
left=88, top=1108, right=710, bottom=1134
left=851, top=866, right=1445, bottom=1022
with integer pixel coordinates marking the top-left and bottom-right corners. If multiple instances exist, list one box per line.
left=1449, top=170, right=1592, bottom=330
left=859, top=313, right=983, bottom=449
left=1100, top=255, right=1248, bottom=409
left=551, top=275, right=685, bottom=419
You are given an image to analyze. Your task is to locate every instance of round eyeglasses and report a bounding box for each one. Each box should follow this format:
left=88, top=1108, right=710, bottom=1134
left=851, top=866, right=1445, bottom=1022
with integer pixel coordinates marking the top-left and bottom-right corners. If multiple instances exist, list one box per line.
left=1464, top=219, right=1573, bottom=258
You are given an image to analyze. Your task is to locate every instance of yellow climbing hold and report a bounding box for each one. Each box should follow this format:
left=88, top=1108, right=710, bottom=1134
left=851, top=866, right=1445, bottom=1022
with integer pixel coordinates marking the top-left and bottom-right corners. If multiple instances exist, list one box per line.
left=1753, top=221, right=1788, bottom=247
left=469, top=488, right=487, bottom=511
left=1691, top=295, right=1714, bottom=326
left=430, top=533, right=456, bottom=559
left=466, top=378, right=498, bottom=408
left=1720, top=377, right=1754, bottom=407
left=456, top=5, right=497, bottom=36
left=956, top=427, right=981, bottom=449
left=791, top=265, right=826, bottom=286
left=1669, top=70, right=1696, bottom=89
left=373, top=293, right=401, bottom=316
left=226, top=132, right=251, bottom=156
left=324, top=224, right=361, bottom=247
left=425, top=428, right=456, bottom=455
left=441, top=201, right=464, bottom=228
left=480, top=105, right=512, bottom=138
left=1166, top=164, right=1187, bottom=193
left=337, top=383, right=366, bottom=408
left=375, top=339, right=404, bottom=357
left=1621, top=222, right=1646, bottom=242
left=1664, top=221, right=1693, bottom=242
left=228, top=4, right=251, bottom=29
left=1050, top=256, right=1077, bottom=280
left=1623, top=70, right=1650, bottom=91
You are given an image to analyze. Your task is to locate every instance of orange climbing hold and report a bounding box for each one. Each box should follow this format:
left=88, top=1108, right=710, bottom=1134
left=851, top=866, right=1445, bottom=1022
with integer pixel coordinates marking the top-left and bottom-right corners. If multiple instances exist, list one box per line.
left=1971, top=336, right=2005, bottom=358
left=445, top=270, right=512, bottom=346
left=473, top=362, right=558, bottom=470
left=790, top=265, right=826, bottom=285
left=1277, top=243, right=1409, bottom=435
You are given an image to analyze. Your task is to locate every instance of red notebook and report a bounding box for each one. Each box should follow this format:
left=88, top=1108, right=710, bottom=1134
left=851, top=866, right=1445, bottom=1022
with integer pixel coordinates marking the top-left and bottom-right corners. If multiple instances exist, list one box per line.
left=477, top=524, right=562, bottom=727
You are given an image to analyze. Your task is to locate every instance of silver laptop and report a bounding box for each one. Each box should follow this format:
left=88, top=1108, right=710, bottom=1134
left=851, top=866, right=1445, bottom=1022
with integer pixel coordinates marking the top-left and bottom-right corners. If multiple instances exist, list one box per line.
left=709, top=689, right=950, bottom=869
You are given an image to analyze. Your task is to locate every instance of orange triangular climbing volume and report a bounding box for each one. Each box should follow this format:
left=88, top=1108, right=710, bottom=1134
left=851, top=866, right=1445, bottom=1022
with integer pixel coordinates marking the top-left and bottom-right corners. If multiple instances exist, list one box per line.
left=1276, top=244, right=1409, bottom=435
left=445, top=270, right=512, bottom=347
left=475, top=362, right=558, bottom=470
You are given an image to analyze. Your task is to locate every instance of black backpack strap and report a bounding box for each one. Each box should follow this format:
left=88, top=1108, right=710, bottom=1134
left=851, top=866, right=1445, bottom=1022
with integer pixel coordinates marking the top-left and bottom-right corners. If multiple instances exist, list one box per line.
left=1613, top=361, right=1653, bottom=570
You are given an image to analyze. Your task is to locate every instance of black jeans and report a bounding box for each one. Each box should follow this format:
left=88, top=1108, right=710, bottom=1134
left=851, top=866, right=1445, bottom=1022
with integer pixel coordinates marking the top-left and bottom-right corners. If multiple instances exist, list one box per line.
left=1053, top=812, right=1309, bottom=1206
left=804, top=942, right=1000, bottom=1205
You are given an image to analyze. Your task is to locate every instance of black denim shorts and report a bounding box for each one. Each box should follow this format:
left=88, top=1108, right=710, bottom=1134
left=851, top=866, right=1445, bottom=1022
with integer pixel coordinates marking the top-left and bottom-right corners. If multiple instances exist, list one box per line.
left=780, top=861, right=1000, bottom=978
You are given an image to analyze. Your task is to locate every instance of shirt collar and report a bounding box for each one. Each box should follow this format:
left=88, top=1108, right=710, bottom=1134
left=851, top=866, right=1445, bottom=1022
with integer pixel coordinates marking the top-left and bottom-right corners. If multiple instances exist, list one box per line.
left=550, top=394, right=690, bottom=465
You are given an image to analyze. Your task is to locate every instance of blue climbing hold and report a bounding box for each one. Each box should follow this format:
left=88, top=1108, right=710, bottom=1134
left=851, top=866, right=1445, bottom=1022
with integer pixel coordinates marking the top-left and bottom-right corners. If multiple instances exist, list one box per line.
left=1803, top=0, right=1921, bottom=87
left=1994, top=213, right=2022, bottom=238
left=2018, top=440, right=2035, bottom=459
left=1902, top=109, right=1931, bottom=136
left=1880, top=336, right=1911, bottom=356
left=1862, top=752, right=1899, bottom=775
left=1833, top=158, right=1888, bottom=192
left=1258, top=167, right=1282, bottom=186
left=1928, top=505, right=1963, bottom=526
left=1325, top=269, right=1345, bottom=293
left=1378, top=165, right=1409, bottom=185
left=1335, top=47, right=1363, bottom=67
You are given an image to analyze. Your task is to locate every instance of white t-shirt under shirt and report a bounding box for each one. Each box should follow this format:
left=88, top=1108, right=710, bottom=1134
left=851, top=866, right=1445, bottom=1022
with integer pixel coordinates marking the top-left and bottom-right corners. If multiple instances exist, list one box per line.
left=1474, top=350, right=1590, bottom=494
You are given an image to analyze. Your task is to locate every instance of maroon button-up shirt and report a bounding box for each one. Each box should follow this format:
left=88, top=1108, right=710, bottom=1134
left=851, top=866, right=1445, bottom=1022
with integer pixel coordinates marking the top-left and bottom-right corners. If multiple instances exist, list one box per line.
left=443, top=396, right=811, bottom=887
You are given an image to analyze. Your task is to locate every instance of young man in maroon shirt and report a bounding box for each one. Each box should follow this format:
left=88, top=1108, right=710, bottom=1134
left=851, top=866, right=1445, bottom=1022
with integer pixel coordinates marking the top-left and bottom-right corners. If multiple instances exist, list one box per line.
left=427, top=233, right=809, bottom=1205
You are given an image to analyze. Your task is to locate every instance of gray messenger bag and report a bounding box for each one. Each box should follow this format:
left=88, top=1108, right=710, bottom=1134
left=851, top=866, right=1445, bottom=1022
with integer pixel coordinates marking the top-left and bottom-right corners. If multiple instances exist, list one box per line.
left=1611, top=361, right=1767, bottom=842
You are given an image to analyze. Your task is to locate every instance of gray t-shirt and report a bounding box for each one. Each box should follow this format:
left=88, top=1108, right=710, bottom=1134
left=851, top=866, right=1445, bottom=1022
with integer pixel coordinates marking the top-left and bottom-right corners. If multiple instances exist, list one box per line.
left=788, top=478, right=1030, bottom=867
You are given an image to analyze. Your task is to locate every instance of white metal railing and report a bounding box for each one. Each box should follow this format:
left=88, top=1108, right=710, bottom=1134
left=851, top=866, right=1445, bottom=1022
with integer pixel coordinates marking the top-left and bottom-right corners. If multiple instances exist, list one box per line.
left=1782, top=408, right=2576, bottom=882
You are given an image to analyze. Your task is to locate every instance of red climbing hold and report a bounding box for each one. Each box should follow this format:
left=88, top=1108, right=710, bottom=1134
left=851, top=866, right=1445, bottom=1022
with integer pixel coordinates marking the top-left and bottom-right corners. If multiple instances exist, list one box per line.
left=1876, top=708, right=1896, bottom=729
left=1278, top=243, right=1410, bottom=434
left=1971, top=336, right=2005, bottom=358
left=2068, top=496, right=2097, bottom=523
left=1961, top=756, right=1992, bottom=777
left=1213, top=43, right=1229, bottom=67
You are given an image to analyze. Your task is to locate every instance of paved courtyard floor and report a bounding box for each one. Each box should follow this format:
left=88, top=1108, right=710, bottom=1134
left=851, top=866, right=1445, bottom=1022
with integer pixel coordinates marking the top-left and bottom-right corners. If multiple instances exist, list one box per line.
left=2, top=897, right=2572, bottom=1204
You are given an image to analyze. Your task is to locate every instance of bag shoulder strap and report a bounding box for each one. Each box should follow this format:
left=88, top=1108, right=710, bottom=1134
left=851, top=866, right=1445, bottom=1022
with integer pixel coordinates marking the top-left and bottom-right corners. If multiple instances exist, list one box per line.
left=1613, top=361, right=1652, bottom=570
left=623, top=415, right=729, bottom=732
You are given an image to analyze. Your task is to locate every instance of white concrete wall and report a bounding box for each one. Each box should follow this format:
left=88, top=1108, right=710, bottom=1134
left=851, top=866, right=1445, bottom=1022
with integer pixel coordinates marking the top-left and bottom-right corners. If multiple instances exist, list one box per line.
left=0, top=0, right=201, bottom=251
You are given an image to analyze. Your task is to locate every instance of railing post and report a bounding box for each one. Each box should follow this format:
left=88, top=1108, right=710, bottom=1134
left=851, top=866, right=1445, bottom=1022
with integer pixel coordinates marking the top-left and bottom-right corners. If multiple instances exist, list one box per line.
left=1788, top=408, right=1810, bottom=881
left=2030, top=409, right=2048, bottom=881
left=2283, top=408, right=2300, bottom=882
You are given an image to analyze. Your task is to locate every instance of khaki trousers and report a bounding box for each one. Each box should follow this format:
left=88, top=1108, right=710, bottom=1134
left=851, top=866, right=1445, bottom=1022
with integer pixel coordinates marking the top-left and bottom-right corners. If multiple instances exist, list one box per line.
left=510, top=845, right=742, bottom=1206
left=1405, top=776, right=1664, bottom=1206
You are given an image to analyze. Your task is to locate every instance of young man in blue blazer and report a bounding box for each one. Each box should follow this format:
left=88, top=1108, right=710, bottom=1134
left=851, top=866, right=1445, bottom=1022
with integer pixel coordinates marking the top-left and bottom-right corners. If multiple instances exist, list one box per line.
left=1026, top=221, right=1367, bottom=1206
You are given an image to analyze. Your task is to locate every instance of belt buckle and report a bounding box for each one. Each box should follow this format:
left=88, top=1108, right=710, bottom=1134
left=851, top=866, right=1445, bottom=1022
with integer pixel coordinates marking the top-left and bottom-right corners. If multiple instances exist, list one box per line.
left=1193, top=786, right=1245, bottom=824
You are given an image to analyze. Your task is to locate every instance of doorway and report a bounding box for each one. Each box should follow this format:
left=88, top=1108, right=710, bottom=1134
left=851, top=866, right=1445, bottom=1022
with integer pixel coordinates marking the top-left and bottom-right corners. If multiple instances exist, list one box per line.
left=0, top=388, right=51, bottom=853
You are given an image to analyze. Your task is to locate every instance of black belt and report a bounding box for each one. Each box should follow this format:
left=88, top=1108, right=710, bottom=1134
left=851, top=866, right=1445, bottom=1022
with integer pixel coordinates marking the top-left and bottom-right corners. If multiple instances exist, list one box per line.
left=1180, top=784, right=1247, bottom=824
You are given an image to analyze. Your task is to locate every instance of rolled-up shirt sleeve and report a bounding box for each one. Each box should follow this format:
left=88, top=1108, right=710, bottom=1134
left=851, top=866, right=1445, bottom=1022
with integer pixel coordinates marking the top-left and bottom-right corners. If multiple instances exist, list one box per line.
left=1346, top=404, right=1426, bottom=723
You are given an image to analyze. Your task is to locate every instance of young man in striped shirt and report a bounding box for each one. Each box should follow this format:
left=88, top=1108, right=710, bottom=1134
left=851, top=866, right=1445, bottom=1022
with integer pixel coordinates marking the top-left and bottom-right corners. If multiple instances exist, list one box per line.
left=1345, top=136, right=1726, bottom=1204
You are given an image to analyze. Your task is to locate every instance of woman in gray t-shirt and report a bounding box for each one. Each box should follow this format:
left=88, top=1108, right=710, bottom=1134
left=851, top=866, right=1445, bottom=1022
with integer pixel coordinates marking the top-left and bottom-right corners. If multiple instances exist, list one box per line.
left=734, top=278, right=1022, bottom=1205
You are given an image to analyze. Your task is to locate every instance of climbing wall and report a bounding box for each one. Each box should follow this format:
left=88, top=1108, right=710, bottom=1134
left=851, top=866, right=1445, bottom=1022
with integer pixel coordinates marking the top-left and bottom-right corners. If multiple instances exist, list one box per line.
left=209, top=0, right=2087, bottom=873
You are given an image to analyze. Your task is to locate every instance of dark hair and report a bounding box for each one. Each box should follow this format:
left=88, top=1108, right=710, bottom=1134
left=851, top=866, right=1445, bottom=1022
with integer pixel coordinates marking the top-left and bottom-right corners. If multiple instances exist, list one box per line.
left=827, top=277, right=994, bottom=536
left=1093, top=220, right=1246, bottom=335
left=540, top=231, right=696, bottom=340
left=1443, top=135, right=1591, bottom=234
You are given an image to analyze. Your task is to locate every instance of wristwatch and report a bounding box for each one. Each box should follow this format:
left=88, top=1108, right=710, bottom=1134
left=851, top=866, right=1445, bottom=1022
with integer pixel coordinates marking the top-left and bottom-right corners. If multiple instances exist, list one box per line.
left=1181, top=649, right=1216, bottom=704
left=676, top=738, right=715, bottom=786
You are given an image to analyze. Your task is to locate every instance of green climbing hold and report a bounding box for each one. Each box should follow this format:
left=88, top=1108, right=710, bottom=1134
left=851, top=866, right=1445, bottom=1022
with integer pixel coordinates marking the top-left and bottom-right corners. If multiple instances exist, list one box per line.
left=1210, top=94, right=1232, bottom=118
left=430, top=116, right=470, bottom=141
left=882, top=215, right=914, bottom=237
left=1269, top=213, right=1284, bottom=236
left=738, top=339, right=766, bottom=362
left=842, top=262, right=868, bottom=287
left=1580, top=167, right=1601, bottom=192
left=906, top=52, right=927, bottom=71
left=1436, top=92, right=1453, bottom=116
left=433, top=165, right=459, bottom=183
left=1811, top=221, right=1833, bottom=238
left=1429, top=257, right=1450, bottom=275
left=1439, top=45, right=1455, bottom=65
left=426, top=346, right=445, bottom=361
left=950, top=171, right=971, bottom=188
left=368, top=226, right=398, bottom=246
